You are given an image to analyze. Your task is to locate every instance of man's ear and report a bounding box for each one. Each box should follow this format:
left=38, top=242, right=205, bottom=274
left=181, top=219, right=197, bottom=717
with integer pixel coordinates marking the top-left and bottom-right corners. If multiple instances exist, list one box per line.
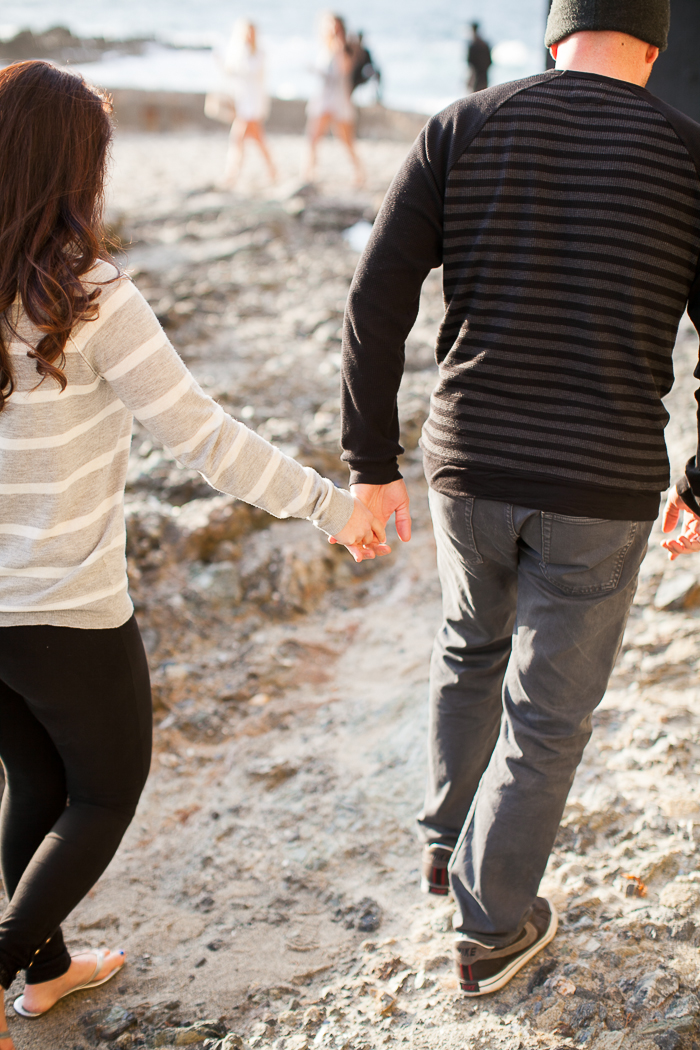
left=645, top=44, right=660, bottom=67
left=549, top=44, right=558, bottom=61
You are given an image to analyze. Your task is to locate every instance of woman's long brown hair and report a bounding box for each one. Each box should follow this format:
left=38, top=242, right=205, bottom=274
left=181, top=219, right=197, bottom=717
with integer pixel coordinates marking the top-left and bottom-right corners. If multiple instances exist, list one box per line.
left=0, top=61, right=113, bottom=409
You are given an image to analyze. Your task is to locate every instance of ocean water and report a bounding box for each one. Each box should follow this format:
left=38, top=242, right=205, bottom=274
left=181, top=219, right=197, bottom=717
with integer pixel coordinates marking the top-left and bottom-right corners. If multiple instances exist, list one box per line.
left=0, top=0, right=550, bottom=114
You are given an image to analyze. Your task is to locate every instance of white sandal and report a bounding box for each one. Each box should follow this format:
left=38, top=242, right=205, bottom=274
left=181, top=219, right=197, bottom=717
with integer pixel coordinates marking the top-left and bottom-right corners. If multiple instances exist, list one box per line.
left=13, top=948, right=125, bottom=1018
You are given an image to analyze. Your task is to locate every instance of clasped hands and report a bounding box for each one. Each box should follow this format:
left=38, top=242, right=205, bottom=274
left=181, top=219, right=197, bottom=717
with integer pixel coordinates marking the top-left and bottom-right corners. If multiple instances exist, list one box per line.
left=336, top=482, right=700, bottom=563
left=661, top=486, right=700, bottom=560
left=335, top=483, right=700, bottom=563
left=329, top=479, right=412, bottom=563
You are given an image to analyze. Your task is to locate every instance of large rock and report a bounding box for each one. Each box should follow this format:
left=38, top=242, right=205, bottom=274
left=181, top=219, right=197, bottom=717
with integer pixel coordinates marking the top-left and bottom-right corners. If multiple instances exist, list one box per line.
left=81, top=1005, right=136, bottom=1042
left=666, top=993, right=700, bottom=1020
left=659, top=878, right=700, bottom=917
left=653, top=570, right=700, bottom=610
left=127, top=490, right=379, bottom=617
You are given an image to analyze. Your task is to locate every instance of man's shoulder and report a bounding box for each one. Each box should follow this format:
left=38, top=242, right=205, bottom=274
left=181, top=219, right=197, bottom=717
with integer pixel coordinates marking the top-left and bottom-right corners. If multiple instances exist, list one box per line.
left=430, top=72, right=557, bottom=129
left=419, top=73, right=559, bottom=174
left=634, top=86, right=700, bottom=177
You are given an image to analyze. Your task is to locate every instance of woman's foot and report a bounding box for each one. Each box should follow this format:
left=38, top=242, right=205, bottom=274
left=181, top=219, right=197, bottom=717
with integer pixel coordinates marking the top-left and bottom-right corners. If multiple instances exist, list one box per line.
left=19, top=948, right=125, bottom=1015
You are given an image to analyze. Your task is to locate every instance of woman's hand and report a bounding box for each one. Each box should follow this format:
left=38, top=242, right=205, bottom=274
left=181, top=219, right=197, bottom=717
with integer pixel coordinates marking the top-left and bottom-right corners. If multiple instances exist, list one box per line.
left=330, top=496, right=391, bottom=562
left=661, top=516, right=700, bottom=560
left=661, top=485, right=700, bottom=560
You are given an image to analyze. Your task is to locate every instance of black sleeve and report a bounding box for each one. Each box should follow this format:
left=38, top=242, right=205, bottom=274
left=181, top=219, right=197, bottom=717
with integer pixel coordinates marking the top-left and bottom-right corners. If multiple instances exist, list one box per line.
left=339, top=123, right=444, bottom=485
left=339, top=76, right=554, bottom=486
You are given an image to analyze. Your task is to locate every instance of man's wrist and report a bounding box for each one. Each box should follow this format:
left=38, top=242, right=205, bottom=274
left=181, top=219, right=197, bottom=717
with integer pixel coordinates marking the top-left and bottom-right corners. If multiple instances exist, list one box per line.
left=348, top=466, right=403, bottom=487
left=676, top=475, right=700, bottom=517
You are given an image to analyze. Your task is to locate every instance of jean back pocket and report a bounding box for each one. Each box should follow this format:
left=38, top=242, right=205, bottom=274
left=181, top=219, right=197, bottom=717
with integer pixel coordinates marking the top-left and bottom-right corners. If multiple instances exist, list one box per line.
left=540, top=514, right=636, bottom=596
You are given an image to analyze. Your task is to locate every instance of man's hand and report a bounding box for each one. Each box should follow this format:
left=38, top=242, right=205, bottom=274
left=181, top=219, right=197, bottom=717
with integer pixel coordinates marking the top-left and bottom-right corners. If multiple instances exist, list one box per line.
left=661, top=485, right=700, bottom=560
left=331, top=495, right=392, bottom=563
left=328, top=479, right=411, bottom=562
left=350, top=480, right=412, bottom=539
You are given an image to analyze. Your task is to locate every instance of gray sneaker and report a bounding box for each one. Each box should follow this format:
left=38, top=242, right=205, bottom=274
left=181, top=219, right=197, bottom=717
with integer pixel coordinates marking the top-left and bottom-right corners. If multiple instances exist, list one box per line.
left=420, top=842, right=454, bottom=896
left=454, top=897, right=558, bottom=995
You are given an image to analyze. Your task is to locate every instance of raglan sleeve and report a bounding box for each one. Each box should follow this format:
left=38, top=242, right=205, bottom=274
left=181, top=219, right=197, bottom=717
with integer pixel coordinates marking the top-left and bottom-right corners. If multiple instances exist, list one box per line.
left=76, top=275, right=355, bottom=536
left=340, top=115, right=448, bottom=486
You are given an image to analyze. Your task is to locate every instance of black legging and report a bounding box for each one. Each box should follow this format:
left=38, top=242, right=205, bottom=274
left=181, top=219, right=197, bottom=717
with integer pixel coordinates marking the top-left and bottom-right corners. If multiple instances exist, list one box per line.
left=0, top=616, right=152, bottom=989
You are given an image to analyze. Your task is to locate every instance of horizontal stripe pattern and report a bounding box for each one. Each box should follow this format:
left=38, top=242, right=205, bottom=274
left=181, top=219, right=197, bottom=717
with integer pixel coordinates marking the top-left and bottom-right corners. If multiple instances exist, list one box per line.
left=0, top=534, right=127, bottom=578
left=420, top=75, right=700, bottom=494
left=0, top=261, right=354, bottom=627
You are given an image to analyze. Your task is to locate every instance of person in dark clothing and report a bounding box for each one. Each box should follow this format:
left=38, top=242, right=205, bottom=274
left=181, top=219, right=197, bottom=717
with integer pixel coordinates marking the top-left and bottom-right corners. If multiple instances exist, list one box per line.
left=467, top=22, right=492, bottom=92
left=340, top=0, right=694, bottom=996
left=349, top=31, right=381, bottom=101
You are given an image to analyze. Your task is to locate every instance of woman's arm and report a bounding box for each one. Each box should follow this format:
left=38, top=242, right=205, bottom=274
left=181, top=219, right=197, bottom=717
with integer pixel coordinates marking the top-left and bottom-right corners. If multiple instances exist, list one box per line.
left=73, top=275, right=355, bottom=537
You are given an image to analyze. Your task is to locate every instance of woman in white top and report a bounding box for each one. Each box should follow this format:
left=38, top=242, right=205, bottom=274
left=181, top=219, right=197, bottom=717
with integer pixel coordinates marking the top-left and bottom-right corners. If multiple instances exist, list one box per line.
left=305, top=13, right=365, bottom=187
left=223, top=21, right=277, bottom=186
left=0, top=60, right=386, bottom=1045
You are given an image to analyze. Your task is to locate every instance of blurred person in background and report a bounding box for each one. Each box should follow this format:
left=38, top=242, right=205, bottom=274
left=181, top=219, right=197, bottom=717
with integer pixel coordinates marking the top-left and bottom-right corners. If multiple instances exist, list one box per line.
left=0, top=59, right=388, bottom=1046
left=349, top=30, right=382, bottom=103
left=467, top=21, right=492, bottom=92
left=222, top=20, right=276, bottom=186
left=305, top=13, right=366, bottom=187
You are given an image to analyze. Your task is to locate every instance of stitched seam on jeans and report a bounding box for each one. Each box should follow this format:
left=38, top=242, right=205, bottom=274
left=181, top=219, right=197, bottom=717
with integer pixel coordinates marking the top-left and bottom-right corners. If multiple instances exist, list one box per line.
left=505, top=503, right=519, bottom=544
left=464, top=498, right=483, bottom=565
left=540, top=520, right=636, bottom=596
left=547, top=514, right=610, bottom=524
left=541, top=513, right=551, bottom=563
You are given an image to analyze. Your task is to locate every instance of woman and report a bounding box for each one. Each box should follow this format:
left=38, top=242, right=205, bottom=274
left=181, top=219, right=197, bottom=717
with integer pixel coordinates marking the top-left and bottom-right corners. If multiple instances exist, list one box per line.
left=305, top=13, right=365, bottom=187
left=223, top=21, right=277, bottom=186
left=0, top=61, right=386, bottom=1046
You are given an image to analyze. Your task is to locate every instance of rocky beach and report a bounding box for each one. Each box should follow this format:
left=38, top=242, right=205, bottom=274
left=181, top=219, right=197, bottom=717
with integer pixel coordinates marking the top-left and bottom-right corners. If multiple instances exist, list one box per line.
left=3, top=126, right=700, bottom=1050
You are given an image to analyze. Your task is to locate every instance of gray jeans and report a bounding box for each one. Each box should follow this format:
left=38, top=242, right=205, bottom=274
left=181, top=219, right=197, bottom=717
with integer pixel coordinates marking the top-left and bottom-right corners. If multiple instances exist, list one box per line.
left=418, top=490, right=653, bottom=946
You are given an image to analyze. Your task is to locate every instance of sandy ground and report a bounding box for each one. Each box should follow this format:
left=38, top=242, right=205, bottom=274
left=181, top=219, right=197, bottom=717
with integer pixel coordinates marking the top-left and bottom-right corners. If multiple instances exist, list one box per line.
left=5, top=131, right=700, bottom=1050
left=105, top=130, right=409, bottom=216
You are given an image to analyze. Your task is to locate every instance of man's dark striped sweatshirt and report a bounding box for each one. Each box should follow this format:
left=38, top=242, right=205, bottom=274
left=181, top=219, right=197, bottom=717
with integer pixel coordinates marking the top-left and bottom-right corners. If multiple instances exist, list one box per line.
left=340, top=69, right=700, bottom=521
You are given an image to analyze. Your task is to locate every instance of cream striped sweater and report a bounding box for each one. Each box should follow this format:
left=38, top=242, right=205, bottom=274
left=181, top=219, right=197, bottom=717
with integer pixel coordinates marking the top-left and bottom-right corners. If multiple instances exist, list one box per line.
left=0, top=262, right=354, bottom=628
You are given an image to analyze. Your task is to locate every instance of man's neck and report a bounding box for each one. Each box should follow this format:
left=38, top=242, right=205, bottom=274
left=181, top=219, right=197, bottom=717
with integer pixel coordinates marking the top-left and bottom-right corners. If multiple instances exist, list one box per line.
left=558, top=59, right=642, bottom=84
left=553, top=31, right=655, bottom=88
left=555, top=58, right=641, bottom=86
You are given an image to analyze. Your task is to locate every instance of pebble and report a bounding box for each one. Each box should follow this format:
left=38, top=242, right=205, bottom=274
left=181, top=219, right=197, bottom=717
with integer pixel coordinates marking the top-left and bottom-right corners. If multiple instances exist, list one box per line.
left=543, top=975, right=576, bottom=996
left=626, top=970, right=680, bottom=1012
left=376, top=991, right=398, bottom=1017
left=302, top=1006, right=324, bottom=1028
left=152, top=1021, right=228, bottom=1047
left=665, top=992, right=700, bottom=1020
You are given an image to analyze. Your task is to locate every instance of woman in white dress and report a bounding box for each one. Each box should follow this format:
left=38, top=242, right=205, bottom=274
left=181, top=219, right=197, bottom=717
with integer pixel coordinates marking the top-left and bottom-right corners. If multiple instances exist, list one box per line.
left=305, top=13, right=365, bottom=187
left=223, top=21, right=276, bottom=186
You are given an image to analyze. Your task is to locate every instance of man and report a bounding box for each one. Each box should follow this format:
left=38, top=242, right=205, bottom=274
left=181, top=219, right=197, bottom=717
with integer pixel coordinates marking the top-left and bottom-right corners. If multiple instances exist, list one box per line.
left=467, top=22, right=492, bottom=93
left=349, top=31, right=381, bottom=102
left=340, top=0, right=700, bottom=996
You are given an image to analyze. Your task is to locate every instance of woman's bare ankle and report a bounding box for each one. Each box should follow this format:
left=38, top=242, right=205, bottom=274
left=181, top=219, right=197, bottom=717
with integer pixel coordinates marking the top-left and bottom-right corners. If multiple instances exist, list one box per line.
left=0, top=991, right=15, bottom=1047
left=20, top=948, right=125, bottom=1012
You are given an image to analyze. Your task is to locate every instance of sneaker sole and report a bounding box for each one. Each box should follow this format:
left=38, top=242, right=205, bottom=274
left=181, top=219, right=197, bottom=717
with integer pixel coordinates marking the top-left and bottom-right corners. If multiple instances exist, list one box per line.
left=459, top=902, right=559, bottom=996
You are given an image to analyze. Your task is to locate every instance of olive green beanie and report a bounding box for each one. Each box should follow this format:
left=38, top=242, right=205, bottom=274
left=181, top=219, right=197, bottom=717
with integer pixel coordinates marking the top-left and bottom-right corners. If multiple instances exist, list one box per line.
left=545, top=0, right=670, bottom=51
